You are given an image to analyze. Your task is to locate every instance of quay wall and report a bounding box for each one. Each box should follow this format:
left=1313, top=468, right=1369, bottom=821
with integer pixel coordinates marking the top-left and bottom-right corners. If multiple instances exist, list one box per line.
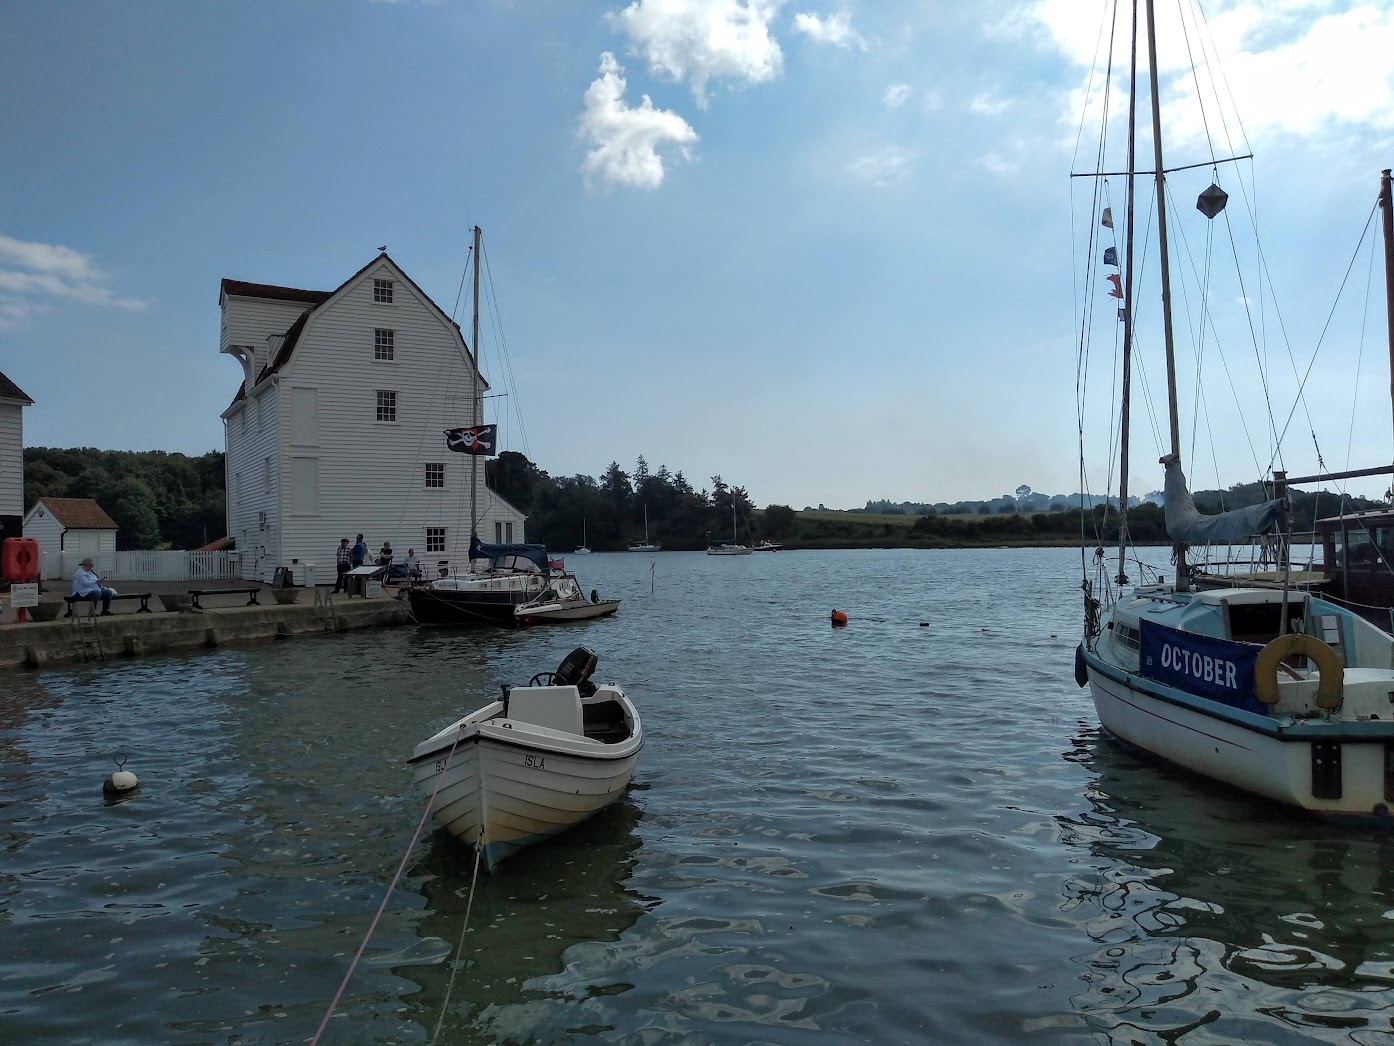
left=0, top=595, right=410, bottom=671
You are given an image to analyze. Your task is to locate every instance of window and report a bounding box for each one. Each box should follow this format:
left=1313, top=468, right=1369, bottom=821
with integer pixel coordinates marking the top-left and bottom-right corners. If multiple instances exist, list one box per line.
left=376, top=390, right=397, bottom=422
left=425, top=462, right=444, bottom=488
left=263, top=456, right=272, bottom=493
left=374, top=328, right=394, bottom=361
left=426, top=527, right=446, bottom=553
left=291, top=387, right=317, bottom=443
left=373, top=278, right=394, bottom=304
left=495, top=522, right=503, bottom=542
left=506, top=522, right=514, bottom=542
left=240, top=409, right=247, bottom=432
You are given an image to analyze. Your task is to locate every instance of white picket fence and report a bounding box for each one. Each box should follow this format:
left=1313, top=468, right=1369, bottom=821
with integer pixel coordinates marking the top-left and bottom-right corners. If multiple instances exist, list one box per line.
left=42, top=550, right=238, bottom=583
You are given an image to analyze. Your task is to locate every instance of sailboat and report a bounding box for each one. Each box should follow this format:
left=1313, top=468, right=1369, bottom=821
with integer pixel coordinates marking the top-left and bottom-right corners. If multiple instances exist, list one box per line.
left=406, top=226, right=553, bottom=625
left=574, top=519, right=592, bottom=555
left=706, top=500, right=752, bottom=555
left=627, top=505, right=660, bottom=552
left=1073, top=1, right=1394, bottom=819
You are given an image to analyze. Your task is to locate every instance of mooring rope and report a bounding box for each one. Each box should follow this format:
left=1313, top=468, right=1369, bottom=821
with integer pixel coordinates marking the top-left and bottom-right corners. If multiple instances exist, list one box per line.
left=432, top=834, right=485, bottom=1043
left=310, top=728, right=468, bottom=1044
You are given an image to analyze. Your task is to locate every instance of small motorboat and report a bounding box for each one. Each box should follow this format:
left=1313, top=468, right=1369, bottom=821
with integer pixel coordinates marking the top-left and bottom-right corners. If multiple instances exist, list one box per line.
left=514, top=574, right=620, bottom=626
left=408, top=647, right=642, bottom=871
left=753, top=540, right=783, bottom=552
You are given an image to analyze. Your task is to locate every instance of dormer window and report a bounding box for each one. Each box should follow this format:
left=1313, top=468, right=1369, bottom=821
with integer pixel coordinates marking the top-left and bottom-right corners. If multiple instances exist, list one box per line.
left=373, top=279, right=394, bottom=304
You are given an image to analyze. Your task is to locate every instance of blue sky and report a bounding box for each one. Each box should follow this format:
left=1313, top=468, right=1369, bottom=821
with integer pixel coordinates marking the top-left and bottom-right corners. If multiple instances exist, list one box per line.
left=4, top=0, right=1394, bottom=509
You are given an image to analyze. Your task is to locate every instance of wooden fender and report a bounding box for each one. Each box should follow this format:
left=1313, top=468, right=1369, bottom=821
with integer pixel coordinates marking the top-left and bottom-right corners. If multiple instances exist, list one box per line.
left=1255, top=633, right=1343, bottom=710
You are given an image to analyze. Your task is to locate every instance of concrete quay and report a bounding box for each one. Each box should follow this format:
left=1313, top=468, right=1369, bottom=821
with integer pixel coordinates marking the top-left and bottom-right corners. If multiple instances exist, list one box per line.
left=0, top=587, right=411, bottom=671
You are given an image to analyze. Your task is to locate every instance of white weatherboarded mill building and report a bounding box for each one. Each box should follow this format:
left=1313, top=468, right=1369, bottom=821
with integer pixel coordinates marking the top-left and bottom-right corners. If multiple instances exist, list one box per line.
left=219, top=253, right=526, bottom=584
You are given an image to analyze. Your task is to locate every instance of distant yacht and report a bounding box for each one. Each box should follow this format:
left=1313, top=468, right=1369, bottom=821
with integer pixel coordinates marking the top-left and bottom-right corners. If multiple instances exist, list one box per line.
left=574, top=518, right=591, bottom=555
left=628, top=505, right=661, bottom=552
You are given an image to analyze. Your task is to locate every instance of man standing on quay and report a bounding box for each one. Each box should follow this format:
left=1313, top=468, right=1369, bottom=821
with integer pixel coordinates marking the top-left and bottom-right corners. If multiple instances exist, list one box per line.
left=352, top=533, right=367, bottom=568
left=332, top=538, right=352, bottom=594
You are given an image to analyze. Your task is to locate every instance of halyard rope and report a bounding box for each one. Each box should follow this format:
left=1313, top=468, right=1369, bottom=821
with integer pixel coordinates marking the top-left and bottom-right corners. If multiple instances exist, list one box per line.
left=432, top=833, right=485, bottom=1043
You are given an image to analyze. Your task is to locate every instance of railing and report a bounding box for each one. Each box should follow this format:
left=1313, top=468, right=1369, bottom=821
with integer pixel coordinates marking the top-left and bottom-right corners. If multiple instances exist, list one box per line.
left=40, top=550, right=239, bottom=582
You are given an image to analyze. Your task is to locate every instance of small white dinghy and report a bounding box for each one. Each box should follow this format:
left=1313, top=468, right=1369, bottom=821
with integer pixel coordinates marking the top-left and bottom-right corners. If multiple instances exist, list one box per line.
left=408, top=647, right=642, bottom=871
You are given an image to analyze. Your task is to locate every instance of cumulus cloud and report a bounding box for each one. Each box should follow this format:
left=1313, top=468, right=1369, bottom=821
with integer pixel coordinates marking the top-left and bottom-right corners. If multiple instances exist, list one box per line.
left=792, top=10, right=867, bottom=50
left=847, top=146, right=913, bottom=188
left=0, top=233, right=147, bottom=328
left=606, top=0, right=784, bottom=108
left=580, top=53, right=699, bottom=190
left=882, top=82, right=910, bottom=108
left=1031, top=1, right=1394, bottom=144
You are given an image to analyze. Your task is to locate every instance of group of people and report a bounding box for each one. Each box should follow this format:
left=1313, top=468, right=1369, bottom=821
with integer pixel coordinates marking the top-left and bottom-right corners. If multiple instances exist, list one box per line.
left=331, top=533, right=422, bottom=594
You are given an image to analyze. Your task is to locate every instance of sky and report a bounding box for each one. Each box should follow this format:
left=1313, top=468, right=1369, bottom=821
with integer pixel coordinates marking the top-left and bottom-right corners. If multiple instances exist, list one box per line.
left=4, top=0, right=1394, bottom=510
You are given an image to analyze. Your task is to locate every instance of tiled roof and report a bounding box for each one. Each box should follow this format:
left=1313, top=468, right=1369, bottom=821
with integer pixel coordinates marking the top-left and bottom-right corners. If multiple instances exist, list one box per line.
left=219, top=279, right=333, bottom=306
left=0, top=370, right=33, bottom=404
left=35, top=497, right=119, bottom=530
left=194, top=536, right=232, bottom=551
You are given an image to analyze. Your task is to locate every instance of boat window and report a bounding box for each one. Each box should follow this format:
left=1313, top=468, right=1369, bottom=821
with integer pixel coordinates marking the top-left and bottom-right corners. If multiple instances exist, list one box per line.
left=1115, top=623, right=1140, bottom=651
left=1342, top=530, right=1377, bottom=571
left=1226, top=601, right=1303, bottom=645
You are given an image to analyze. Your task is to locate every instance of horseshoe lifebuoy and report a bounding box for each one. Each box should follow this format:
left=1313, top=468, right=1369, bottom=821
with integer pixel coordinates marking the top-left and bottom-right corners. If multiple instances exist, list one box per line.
left=1255, top=633, right=1343, bottom=711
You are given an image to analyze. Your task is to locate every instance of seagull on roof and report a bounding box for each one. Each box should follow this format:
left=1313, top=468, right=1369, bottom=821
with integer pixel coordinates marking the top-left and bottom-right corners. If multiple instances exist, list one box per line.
left=377, top=245, right=387, bottom=252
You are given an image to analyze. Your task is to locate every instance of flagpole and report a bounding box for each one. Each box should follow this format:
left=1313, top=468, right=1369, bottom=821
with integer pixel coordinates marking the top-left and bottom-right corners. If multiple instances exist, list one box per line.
left=470, top=224, right=481, bottom=569
left=1116, top=0, right=1139, bottom=586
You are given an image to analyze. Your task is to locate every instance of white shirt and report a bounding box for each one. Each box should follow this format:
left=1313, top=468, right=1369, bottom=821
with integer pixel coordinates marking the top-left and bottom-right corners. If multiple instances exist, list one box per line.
left=72, top=566, right=101, bottom=596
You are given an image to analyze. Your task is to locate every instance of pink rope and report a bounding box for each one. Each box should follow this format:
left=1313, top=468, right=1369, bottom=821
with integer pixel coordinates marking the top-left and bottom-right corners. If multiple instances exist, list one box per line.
left=311, top=729, right=467, bottom=1043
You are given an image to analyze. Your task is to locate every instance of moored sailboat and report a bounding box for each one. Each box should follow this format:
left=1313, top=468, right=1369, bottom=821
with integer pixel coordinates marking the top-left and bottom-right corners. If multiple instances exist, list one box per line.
left=1073, top=0, right=1394, bottom=819
left=627, top=505, right=660, bottom=552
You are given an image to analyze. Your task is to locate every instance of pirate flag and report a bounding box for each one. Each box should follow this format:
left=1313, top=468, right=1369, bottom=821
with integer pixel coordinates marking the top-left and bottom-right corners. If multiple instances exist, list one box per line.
left=445, top=424, right=498, bottom=456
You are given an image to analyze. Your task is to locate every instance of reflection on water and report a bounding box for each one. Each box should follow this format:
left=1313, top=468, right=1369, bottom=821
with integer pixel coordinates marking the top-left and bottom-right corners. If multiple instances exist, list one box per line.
left=1061, top=725, right=1394, bottom=1041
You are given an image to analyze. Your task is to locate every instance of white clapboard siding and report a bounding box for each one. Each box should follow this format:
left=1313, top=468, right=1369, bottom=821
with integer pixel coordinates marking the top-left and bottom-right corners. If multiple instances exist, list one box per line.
left=221, top=257, right=527, bottom=583
left=0, top=399, right=22, bottom=516
left=220, top=297, right=312, bottom=362
left=23, top=507, right=64, bottom=577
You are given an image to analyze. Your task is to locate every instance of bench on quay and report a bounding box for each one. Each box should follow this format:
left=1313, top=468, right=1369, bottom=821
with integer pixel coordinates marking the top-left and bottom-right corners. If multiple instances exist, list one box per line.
left=64, top=592, right=154, bottom=617
left=189, top=587, right=261, bottom=610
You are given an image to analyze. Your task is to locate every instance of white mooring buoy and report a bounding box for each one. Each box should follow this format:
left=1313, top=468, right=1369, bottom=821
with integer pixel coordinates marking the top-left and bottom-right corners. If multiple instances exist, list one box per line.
left=103, top=753, right=138, bottom=797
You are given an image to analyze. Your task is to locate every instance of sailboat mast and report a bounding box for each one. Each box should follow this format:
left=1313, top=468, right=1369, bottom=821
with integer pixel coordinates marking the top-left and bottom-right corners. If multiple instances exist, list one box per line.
left=470, top=224, right=481, bottom=551
left=1116, top=0, right=1140, bottom=585
left=1144, top=0, right=1189, bottom=590
left=1381, top=169, right=1394, bottom=453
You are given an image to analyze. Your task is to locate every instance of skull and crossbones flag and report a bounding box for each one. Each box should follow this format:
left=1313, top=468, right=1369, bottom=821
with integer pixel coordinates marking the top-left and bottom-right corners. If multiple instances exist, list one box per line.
left=444, top=424, right=497, bottom=455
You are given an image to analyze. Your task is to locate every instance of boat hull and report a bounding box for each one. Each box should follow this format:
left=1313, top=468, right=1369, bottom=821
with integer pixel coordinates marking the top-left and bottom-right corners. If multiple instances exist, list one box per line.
left=1084, top=649, right=1394, bottom=819
left=406, top=572, right=550, bottom=625
left=410, top=689, right=642, bottom=870
left=706, top=546, right=752, bottom=556
left=516, top=599, right=620, bottom=625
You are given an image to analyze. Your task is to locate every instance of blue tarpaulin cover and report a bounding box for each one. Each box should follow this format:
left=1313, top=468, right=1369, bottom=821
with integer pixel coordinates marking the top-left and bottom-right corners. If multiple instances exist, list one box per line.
left=468, top=535, right=550, bottom=574
left=1139, top=619, right=1264, bottom=714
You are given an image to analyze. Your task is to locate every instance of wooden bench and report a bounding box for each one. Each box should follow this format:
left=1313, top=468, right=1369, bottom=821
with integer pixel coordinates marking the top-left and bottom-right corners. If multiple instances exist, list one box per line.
left=64, top=592, right=154, bottom=617
left=188, top=587, right=261, bottom=610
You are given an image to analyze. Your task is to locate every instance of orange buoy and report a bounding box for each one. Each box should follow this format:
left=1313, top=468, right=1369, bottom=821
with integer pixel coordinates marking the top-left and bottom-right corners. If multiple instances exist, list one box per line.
left=830, top=609, right=848, bottom=627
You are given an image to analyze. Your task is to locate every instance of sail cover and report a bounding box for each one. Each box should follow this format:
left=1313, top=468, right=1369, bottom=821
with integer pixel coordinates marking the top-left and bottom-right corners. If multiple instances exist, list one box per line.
left=1162, top=458, right=1281, bottom=546
left=468, top=534, right=550, bottom=574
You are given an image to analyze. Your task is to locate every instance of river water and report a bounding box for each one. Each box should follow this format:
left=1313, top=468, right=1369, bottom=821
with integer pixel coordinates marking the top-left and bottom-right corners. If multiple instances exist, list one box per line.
left=4, top=547, right=1393, bottom=1044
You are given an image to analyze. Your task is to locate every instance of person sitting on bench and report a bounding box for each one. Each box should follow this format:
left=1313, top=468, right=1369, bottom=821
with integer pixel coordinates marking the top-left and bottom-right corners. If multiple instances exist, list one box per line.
left=72, top=557, right=115, bottom=615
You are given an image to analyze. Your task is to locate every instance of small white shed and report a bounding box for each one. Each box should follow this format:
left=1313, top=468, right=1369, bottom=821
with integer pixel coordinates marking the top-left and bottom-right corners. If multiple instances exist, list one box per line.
left=24, top=498, right=119, bottom=580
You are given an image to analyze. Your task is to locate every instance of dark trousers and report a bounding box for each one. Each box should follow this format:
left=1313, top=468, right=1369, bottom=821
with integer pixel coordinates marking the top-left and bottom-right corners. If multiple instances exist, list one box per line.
left=333, top=563, right=349, bottom=593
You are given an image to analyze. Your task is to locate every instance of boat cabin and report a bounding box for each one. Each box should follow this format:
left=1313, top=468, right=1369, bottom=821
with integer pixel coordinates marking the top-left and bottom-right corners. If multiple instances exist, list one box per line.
left=1315, top=509, right=1394, bottom=627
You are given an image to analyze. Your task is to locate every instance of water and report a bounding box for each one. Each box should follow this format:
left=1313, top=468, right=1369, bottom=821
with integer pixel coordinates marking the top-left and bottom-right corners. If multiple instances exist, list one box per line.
left=4, top=548, right=1394, bottom=1043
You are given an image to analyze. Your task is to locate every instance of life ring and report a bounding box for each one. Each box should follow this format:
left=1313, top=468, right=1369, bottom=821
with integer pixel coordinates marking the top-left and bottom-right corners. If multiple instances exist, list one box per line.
left=1254, top=633, right=1343, bottom=711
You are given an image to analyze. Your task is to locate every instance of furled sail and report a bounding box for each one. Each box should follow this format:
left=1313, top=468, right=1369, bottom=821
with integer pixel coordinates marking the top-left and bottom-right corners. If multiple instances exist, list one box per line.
left=1162, top=456, right=1281, bottom=546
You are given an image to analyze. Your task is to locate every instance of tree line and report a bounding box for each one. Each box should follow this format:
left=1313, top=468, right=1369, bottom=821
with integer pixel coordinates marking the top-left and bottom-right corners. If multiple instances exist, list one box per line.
left=24, top=447, right=226, bottom=550
left=21, top=446, right=1385, bottom=553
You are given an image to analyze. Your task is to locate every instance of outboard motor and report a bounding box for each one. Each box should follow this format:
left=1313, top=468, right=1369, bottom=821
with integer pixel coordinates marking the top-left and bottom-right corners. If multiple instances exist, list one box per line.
left=555, top=646, right=599, bottom=697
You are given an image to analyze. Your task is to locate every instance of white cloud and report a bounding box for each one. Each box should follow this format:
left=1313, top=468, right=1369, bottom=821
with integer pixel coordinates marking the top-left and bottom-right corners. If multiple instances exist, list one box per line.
left=847, top=146, right=913, bottom=188
left=792, top=10, right=867, bottom=50
left=968, top=93, right=1011, bottom=116
left=0, top=234, right=147, bottom=328
left=580, top=52, right=699, bottom=190
left=606, top=0, right=784, bottom=108
left=883, top=82, right=910, bottom=108
left=1031, top=1, right=1394, bottom=145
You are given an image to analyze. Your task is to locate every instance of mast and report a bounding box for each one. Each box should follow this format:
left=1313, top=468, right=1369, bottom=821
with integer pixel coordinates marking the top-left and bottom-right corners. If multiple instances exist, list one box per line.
left=470, top=225, right=481, bottom=556
left=1145, top=0, right=1189, bottom=590
left=1381, top=170, right=1394, bottom=453
left=1116, top=0, right=1140, bottom=585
